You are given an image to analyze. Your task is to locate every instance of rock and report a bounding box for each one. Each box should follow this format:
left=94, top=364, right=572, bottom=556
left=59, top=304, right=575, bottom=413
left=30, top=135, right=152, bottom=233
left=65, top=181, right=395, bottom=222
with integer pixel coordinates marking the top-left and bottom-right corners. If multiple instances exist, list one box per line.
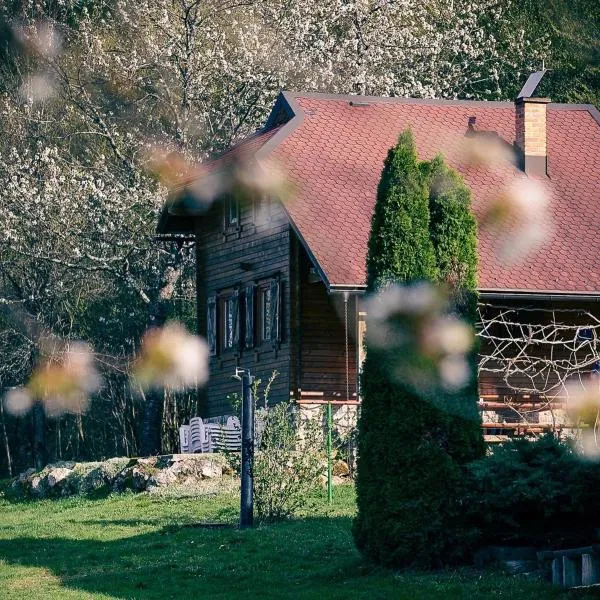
left=148, top=469, right=177, bottom=489
left=29, top=476, right=45, bottom=498
left=19, top=468, right=36, bottom=482
left=47, top=468, right=72, bottom=488
left=12, top=453, right=228, bottom=499
left=200, top=461, right=222, bottom=479
left=49, top=461, right=76, bottom=470
left=332, top=460, right=350, bottom=477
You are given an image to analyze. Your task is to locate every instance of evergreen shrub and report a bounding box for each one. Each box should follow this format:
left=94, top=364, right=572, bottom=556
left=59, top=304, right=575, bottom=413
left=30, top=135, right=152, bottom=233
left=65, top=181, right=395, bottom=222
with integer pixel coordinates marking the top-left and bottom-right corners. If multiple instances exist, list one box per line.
left=353, top=130, right=483, bottom=568
left=466, top=435, right=600, bottom=548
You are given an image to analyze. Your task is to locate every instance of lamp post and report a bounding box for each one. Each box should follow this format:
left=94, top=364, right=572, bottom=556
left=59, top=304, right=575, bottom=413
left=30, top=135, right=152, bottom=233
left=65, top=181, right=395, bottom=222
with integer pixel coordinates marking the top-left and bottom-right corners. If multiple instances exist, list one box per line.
left=236, top=368, right=255, bottom=528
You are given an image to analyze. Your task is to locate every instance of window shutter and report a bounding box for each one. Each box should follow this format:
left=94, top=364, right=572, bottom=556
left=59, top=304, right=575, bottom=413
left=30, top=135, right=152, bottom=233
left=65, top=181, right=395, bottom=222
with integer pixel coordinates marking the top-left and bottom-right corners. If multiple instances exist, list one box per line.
left=231, top=288, right=240, bottom=349
left=245, top=284, right=254, bottom=349
left=207, top=295, right=217, bottom=356
left=269, top=278, right=281, bottom=345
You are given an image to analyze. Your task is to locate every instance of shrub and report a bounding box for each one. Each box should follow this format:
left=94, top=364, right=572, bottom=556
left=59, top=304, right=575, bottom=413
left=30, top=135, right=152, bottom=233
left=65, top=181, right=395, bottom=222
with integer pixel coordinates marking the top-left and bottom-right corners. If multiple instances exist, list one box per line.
left=228, top=372, right=323, bottom=522
left=354, top=130, right=481, bottom=568
left=254, top=401, right=323, bottom=522
left=365, top=128, right=437, bottom=291
left=466, top=435, right=600, bottom=549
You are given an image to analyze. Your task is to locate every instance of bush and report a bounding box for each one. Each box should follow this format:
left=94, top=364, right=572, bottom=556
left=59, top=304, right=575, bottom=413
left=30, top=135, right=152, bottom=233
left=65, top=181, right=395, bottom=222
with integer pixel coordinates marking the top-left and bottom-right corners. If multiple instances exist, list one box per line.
left=228, top=372, right=323, bottom=522
left=466, top=435, right=600, bottom=548
left=254, top=401, right=322, bottom=522
left=426, top=155, right=484, bottom=464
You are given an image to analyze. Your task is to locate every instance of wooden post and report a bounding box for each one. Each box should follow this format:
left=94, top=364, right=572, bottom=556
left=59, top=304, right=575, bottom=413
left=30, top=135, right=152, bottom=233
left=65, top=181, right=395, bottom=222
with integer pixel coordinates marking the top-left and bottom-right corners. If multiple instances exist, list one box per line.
left=326, top=401, right=333, bottom=503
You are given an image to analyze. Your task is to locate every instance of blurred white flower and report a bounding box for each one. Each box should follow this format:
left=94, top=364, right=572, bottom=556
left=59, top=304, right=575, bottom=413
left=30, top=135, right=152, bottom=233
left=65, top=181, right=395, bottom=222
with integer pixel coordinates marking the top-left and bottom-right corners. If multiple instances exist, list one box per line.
left=148, top=148, right=293, bottom=217
left=134, top=322, right=209, bottom=390
left=14, top=21, right=62, bottom=59
left=457, top=134, right=516, bottom=168
left=366, top=282, right=474, bottom=391
left=231, top=158, right=293, bottom=203
left=438, top=356, right=470, bottom=390
left=580, top=429, right=600, bottom=461
left=4, top=387, right=34, bottom=416
left=4, top=342, right=101, bottom=417
left=420, top=316, right=473, bottom=358
left=564, top=377, right=600, bottom=460
left=480, top=178, right=551, bottom=264
left=20, top=73, right=57, bottom=103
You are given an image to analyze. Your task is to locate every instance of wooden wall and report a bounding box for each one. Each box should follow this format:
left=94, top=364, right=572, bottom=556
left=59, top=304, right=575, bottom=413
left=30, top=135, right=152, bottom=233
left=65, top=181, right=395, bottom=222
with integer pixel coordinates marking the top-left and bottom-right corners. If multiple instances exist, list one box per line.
left=295, top=247, right=359, bottom=402
left=196, top=196, right=292, bottom=417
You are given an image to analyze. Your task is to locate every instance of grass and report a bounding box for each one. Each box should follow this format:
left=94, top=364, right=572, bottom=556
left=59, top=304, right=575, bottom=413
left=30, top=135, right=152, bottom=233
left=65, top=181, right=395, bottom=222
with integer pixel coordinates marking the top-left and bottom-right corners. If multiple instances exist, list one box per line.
left=0, top=481, right=597, bottom=599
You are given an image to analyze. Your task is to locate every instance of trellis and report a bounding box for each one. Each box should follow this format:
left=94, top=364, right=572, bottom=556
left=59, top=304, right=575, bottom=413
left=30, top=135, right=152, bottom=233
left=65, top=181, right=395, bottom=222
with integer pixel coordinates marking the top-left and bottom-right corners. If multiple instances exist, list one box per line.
left=477, top=302, right=600, bottom=427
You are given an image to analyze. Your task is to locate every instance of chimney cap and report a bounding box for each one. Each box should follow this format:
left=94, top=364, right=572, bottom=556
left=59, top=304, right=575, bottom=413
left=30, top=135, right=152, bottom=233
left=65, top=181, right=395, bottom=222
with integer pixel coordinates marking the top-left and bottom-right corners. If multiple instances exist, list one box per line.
left=515, top=96, right=551, bottom=105
left=517, top=69, right=548, bottom=100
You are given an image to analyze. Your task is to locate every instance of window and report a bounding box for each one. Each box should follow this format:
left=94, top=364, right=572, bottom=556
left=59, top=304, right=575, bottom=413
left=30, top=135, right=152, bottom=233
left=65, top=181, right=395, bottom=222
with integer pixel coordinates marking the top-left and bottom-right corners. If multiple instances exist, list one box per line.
left=207, top=296, right=217, bottom=356
left=224, top=197, right=239, bottom=229
left=256, top=279, right=280, bottom=346
left=244, top=284, right=254, bottom=349
left=221, top=296, right=235, bottom=350
left=259, top=286, right=272, bottom=342
left=217, top=289, right=240, bottom=353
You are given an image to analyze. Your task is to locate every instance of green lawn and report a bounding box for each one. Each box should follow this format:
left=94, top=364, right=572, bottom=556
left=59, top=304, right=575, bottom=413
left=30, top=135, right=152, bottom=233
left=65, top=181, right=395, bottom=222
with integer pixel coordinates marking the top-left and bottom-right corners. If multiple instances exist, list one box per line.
left=0, top=482, right=597, bottom=599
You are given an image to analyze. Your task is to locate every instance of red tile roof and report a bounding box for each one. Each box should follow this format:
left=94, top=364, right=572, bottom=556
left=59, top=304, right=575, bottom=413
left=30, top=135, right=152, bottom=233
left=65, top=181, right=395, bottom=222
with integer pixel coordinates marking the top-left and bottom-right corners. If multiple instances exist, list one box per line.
left=163, top=92, right=600, bottom=294
left=258, top=93, right=600, bottom=294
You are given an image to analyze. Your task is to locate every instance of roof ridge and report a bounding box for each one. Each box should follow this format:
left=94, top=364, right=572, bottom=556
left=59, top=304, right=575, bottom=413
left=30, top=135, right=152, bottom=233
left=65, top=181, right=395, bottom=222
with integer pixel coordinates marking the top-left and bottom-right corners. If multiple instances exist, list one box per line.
left=282, top=90, right=600, bottom=118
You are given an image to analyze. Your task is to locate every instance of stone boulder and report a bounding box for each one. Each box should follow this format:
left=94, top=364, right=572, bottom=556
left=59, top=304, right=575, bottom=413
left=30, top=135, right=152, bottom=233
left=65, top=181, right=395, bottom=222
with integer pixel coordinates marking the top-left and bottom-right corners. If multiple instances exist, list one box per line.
left=10, top=454, right=229, bottom=500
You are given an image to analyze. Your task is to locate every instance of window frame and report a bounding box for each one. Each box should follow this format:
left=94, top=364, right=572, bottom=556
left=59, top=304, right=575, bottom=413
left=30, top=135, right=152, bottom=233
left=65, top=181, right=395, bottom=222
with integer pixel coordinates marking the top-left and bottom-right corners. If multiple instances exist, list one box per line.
left=223, top=196, right=240, bottom=231
left=217, top=287, right=240, bottom=354
left=255, top=277, right=280, bottom=348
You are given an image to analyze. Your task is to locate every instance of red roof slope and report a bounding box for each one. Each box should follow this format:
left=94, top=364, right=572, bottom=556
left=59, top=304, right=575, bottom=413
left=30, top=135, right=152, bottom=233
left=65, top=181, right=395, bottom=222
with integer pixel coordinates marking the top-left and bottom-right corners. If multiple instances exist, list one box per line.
left=257, top=93, right=600, bottom=294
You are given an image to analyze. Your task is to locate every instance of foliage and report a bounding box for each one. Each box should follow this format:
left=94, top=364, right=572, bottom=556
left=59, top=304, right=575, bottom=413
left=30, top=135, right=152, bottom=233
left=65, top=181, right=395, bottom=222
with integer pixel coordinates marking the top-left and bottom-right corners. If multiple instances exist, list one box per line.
left=366, top=129, right=437, bottom=291
left=426, top=155, right=484, bottom=464
left=1, top=486, right=597, bottom=599
left=426, top=156, right=478, bottom=293
left=509, top=0, right=599, bottom=107
left=466, top=435, right=600, bottom=549
left=0, top=0, right=583, bottom=474
left=254, top=401, right=323, bottom=522
left=225, top=371, right=323, bottom=522
left=355, top=132, right=482, bottom=567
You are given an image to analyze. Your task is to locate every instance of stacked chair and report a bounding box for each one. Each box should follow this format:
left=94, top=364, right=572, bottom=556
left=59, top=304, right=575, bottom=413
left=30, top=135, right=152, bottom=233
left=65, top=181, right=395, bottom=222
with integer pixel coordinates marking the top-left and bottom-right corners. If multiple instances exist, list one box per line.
left=179, top=416, right=241, bottom=453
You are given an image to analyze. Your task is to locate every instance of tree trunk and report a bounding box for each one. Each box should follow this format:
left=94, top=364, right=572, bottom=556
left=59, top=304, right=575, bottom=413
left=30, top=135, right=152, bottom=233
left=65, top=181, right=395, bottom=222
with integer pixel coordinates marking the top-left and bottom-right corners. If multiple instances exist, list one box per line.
left=140, top=250, right=185, bottom=456
left=32, top=402, right=47, bottom=470
left=0, top=397, right=13, bottom=477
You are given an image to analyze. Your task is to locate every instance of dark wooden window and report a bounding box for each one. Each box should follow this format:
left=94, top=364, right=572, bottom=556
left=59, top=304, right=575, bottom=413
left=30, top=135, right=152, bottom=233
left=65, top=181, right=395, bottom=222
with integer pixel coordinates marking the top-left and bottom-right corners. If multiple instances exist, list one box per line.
left=224, top=197, right=239, bottom=229
left=244, top=284, right=255, bottom=349
left=207, top=295, right=217, bottom=356
left=218, top=288, right=240, bottom=353
left=256, top=278, right=280, bottom=346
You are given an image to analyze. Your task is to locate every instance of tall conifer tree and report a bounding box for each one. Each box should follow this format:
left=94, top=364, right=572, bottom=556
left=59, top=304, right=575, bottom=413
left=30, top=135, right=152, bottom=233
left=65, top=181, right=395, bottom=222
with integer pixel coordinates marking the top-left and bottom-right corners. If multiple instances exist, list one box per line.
left=426, top=156, right=484, bottom=464
left=354, top=131, right=482, bottom=568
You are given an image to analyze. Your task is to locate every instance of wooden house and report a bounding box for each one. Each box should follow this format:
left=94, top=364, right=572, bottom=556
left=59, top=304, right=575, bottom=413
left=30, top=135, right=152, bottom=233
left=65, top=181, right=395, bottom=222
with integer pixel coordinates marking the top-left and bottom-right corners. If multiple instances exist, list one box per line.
left=158, top=90, right=600, bottom=434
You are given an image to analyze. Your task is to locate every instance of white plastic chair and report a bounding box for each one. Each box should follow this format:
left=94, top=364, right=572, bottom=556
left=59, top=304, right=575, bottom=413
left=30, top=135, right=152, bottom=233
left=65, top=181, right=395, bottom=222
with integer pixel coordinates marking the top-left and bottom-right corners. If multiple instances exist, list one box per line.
left=189, top=417, right=208, bottom=453
left=179, top=425, right=190, bottom=453
left=205, top=420, right=241, bottom=452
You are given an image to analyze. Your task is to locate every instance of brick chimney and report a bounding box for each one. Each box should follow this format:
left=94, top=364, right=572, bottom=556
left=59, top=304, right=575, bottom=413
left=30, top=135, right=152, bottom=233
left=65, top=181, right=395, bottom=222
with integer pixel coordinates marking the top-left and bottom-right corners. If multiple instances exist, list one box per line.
left=515, top=96, right=550, bottom=177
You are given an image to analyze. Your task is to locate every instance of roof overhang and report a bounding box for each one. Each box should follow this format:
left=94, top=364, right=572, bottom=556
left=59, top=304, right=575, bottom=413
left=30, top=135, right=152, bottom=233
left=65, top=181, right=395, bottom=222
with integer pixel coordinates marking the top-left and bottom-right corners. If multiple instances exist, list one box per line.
left=479, top=289, right=600, bottom=302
